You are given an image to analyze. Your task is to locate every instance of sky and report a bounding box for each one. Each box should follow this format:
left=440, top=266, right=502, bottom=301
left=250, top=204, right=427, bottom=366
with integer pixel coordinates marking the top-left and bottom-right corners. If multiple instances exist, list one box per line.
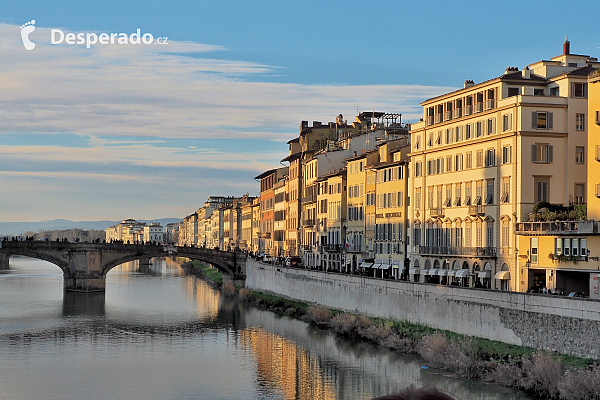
left=1, top=0, right=599, bottom=222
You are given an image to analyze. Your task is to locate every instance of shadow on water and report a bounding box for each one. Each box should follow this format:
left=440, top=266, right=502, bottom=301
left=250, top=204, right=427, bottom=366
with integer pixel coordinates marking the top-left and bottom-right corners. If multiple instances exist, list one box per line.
left=62, top=292, right=106, bottom=317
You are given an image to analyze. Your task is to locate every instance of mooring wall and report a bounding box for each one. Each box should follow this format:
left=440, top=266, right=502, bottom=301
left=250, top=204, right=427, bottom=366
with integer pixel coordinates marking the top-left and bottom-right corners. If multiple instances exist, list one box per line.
left=246, top=259, right=600, bottom=359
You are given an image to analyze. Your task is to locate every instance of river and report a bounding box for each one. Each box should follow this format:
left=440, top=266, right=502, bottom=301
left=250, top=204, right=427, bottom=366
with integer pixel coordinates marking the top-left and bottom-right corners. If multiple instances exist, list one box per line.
left=0, top=257, right=530, bottom=400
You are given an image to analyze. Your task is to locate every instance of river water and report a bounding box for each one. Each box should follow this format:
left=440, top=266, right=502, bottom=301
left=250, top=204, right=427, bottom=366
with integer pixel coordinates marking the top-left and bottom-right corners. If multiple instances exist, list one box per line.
left=0, top=257, right=530, bottom=400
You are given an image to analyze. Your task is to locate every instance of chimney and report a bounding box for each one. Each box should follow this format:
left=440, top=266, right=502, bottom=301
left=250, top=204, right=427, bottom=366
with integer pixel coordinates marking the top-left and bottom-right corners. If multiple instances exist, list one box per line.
left=563, top=37, right=570, bottom=55
left=522, top=67, right=530, bottom=79
left=464, top=80, right=474, bottom=88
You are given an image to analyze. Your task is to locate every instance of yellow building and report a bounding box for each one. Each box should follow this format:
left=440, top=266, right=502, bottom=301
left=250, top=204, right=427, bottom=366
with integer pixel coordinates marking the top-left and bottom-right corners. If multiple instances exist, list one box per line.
left=410, top=40, right=598, bottom=291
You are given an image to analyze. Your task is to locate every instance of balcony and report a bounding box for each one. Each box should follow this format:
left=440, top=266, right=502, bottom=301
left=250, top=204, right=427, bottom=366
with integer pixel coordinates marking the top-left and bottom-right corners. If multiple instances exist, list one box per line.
left=429, top=207, right=444, bottom=218
left=435, top=114, right=443, bottom=124
left=514, top=220, right=597, bottom=236
left=326, top=244, right=342, bottom=251
left=426, top=116, right=434, bottom=126
left=468, top=205, right=485, bottom=216
left=302, top=219, right=316, bottom=226
left=418, top=246, right=497, bottom=257
left=484, top=99, right=495, bottom=110
left=454, top=108, right=462, bottom=118
left=346, top=245, right=362, bottom=253
left=302, top=194, right=316, bottom=204
left=444, top=111, right=452, bottom=121
left=464, top=105, right=472, bottom=116
left=474, top=102, right=483, bottom=113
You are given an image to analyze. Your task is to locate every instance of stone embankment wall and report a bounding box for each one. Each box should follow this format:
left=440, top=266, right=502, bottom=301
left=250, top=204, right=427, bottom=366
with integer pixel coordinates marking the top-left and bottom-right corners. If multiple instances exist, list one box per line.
left=246, top=259, right=600, bottom=359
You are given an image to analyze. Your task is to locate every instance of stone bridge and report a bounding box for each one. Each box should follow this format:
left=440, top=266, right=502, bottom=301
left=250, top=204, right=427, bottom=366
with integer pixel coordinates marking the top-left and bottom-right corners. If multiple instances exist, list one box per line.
left=0, top=241, right=247, bottom=292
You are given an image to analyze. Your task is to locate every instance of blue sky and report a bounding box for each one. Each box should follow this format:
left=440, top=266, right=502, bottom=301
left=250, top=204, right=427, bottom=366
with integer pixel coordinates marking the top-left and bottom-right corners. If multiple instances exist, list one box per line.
left=1, top=0, right=599, bottom=222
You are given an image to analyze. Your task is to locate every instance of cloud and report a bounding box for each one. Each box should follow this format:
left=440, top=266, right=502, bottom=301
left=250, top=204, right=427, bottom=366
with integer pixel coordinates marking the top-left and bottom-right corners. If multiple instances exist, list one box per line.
left=0, top=22, right=454, bottom=221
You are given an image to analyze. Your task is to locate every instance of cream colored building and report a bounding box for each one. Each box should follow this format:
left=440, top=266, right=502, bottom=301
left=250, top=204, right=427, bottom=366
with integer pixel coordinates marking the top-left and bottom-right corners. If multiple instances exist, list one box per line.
left=410, top=40, right=599, bottom=291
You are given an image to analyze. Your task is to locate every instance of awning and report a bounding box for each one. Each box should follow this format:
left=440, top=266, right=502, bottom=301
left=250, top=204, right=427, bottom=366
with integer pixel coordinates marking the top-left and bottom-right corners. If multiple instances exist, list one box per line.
left=455, top=269, right=470, bottom=278
left=429, top=268, right=440, bottom=276
left=409, top=267, right=420, bottom=275
left=378, top=263, right=390, bottom=269
left=438, top=269, right=449, bottom=277
left=421, top=269, right=430, bottom=276
left=360, top=262, right=373, bottom=269
left=478, top=270, right=492, bottom=279
left=447, top=270, right=457, bottom=277
left=372, top=263, right=382, bottom=269
left=495, top=271, right=511, bottom=280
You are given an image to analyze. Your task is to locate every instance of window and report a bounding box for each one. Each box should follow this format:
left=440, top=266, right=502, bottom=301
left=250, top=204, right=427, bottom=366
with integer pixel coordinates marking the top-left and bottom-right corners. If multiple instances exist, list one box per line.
left=445, top=186, right=452, bottom=207
left=415, top=188, right=421, bottom=209
left=446, top=156, right=452, bottom=172
left=487, top=118, right=495, bottom=134
left=550, top=87, right=559, bottom=96
left=573, top=83, right=587, bottom=98
left=576, top=114, right=585, bottom=131
left=485, top=149, right=495, bottom=167
left=465, top=124, right=472, bottom=139
left=502, top=145, right=512, bottom=164
left=531, top=238, right=538, bottom=263
left=415, top=135, right=421, bottom=150
left=502, top=177, right=510, bottom=203
left=455, top=126, right=463, bottom=142
left=502, top=114, right=512, bottom=132
left=508, top=87, right=519, bottom=97
left=476, top=150, right=483, bottom=168
left=486, top=179, right=494, bottom=204
left=446, top=129, right=452, bottom=144
left=501, top=220, right=509, bottom=247
left=476, top=223, right=482, bottom=247
left=466, top=152, right=472, bottom=169
left=534, top=88, right=544, bottom=96
left=454, top=185, right=461, bottom=206
left=414, top=162, right=422, bottom=177
left=576, top=146, right=585, bottom=164
left=455, top=154, right=463, bottom=171
left=532, top=111, right=553, bottom=129
left=575, top=183, right=584, bottom=204
left=476, top=121, right=483, bottom=137
left=531, top=143, right=553, bottom=163
left=486, top=221, right=494, bottom=247
left=534, top=177, right=550, bottom=202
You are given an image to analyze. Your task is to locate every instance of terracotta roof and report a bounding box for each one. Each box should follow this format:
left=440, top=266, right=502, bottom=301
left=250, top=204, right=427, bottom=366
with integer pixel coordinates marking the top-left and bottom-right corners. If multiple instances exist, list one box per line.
left=567, top=65, right=597, bottom=76
left=281, top=152, right=302, bottom=163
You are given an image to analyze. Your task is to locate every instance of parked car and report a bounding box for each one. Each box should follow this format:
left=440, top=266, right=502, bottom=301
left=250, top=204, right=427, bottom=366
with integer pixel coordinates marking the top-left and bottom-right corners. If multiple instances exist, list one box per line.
left=262, top=254, right=273, bottom=263
left=568, top=291, right=586, bottom=298
left=285, top=256, right=303, bottom=267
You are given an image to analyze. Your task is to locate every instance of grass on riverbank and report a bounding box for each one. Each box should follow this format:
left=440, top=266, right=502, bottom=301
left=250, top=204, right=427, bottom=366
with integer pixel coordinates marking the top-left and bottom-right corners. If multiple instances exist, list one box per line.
left=182, top=260, right=223, bottom=284
left=235, top=287, right=599, bottom=400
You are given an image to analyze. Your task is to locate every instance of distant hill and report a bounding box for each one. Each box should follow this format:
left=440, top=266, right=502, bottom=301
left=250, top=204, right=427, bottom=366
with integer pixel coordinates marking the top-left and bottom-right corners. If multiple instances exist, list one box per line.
left=0, top=218, right=182, bottom=236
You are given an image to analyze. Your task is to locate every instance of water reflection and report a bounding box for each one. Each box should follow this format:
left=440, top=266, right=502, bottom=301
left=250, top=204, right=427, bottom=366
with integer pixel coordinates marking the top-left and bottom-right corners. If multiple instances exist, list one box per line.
left=0, top=257, right=530, bottom=400
left=62, top=292, right=105, bottom=316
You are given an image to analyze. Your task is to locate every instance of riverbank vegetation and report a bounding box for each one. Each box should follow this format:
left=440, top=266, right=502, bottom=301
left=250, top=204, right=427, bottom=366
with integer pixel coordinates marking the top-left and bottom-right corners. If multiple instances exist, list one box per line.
left=181, top=260, right=223, bottom=285
left=233, top=287, right=600, bottom=400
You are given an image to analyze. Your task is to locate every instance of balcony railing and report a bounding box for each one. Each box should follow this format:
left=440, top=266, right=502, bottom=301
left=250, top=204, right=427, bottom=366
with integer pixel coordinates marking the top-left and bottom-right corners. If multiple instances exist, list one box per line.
left=325, top=244, right=342, bottom=251
left=302, top=219, right=316, bottom=226
left=426, top=116, right=434, bottom=126
left=418, top=246, right=497, bottom=257
left=444, top=111, right=452, bottom=121
left=454, top=108, right=462, bottom=118
left=435, top=114, right=443, bottom=124
left=346, top=245, right=362, bottom=253
left=514, top=220, right=597, bottom=235
left=429, top=207, right=444, bottom=217
left=464, top=105, right=472, bottom=116
left=302, top=194, right=316, bottom=204
left=484, top=99, right=496, bottom=110
left=468, top=205, right=485, bottom=216
left=474, top=102, right=483, bottom=113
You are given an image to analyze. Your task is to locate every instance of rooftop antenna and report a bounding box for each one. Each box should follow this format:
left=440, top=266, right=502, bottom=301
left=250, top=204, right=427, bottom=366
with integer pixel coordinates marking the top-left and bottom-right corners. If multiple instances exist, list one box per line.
left=355, top=104, right=360, bottom=116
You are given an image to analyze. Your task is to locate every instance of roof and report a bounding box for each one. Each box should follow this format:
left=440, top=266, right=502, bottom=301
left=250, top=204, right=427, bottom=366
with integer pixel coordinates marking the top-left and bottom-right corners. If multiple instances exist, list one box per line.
left=254, top=168, right=278, bottom=180
left=287, top=137, right=300, bottom=144
left=281, top=152, right=302, bottom=163
left=567, top=65, right=597, bottom=76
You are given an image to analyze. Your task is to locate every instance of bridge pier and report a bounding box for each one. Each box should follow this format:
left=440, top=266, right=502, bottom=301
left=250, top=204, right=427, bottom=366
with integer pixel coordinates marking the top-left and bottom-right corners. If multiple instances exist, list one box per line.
left=64, top=249, right=106, bottom=292
left=138, top=256, right=152, bottom=273
left=0, top=253, right=9, bottom=270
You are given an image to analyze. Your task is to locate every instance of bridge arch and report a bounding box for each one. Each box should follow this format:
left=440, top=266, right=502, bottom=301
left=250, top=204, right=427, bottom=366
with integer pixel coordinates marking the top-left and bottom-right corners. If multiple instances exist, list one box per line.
left=1, top=249, right=69, bottom=273
left=101, top=252, right=235, bottom=278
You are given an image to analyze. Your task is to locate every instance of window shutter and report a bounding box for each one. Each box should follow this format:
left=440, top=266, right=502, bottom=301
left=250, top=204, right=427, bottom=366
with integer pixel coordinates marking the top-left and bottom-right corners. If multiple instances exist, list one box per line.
left=508, top=114, right=512, bottom=131
left=532, top=111, right=537, bottom=129
left=549, top=145, right=553, bottom=163
left=531, top=144, right=536, bottom=162
left=548, top=112, right=553, bottom=129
